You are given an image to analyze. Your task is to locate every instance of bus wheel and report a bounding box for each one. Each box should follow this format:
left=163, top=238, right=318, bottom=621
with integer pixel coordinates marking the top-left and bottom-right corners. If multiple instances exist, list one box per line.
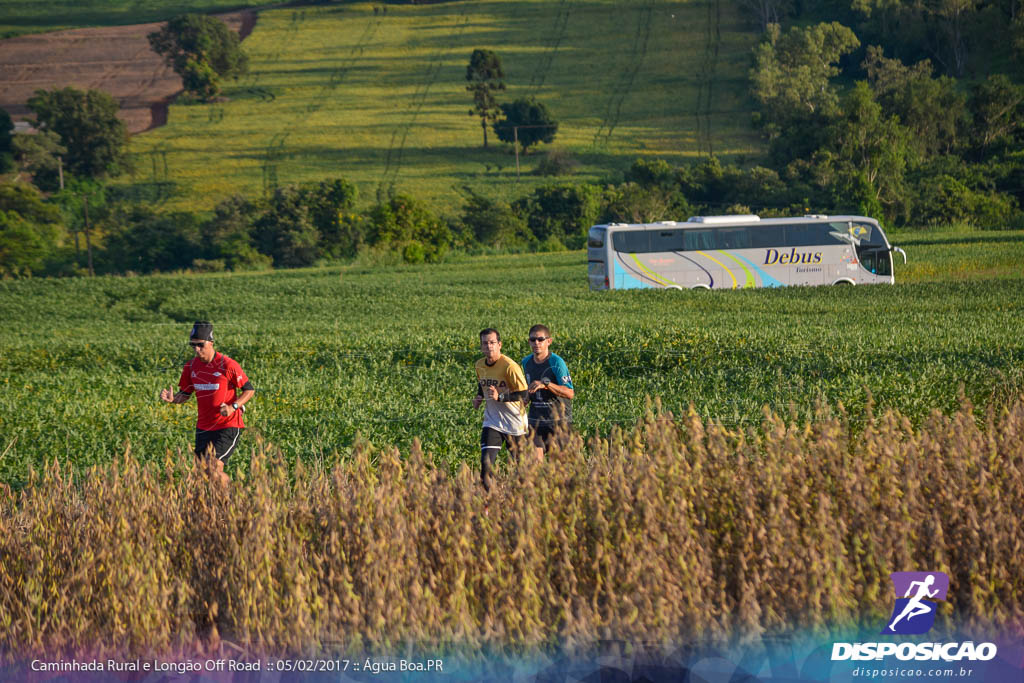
left=832, top=279, right=854, bottom=286
left=691, top=284, right=711, bottom=290
left=667, top=285, right=683, bottom=290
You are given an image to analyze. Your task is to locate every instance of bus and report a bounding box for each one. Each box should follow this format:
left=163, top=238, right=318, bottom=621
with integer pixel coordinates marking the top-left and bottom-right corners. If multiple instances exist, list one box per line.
left=587, top=214, right=906, bottom=290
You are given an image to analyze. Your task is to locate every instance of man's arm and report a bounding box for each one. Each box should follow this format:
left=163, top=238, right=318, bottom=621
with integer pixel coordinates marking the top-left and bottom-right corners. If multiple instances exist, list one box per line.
left=544, top=382, right=574, bottom=400
left=160, top=387, right=191, bottom=404
left=220, top=380, right=256, bottom=416
left=551, top=357, right=575, bottom=399
left=498, top=389, right=530, bottom=404
left=163, top=362, right=193, bottom=404
left=504, top=363, right=530, bottom=404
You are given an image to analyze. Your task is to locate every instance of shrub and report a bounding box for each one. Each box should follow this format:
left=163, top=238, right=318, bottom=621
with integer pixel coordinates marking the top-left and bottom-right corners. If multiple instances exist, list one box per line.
left=533, top=149, right=578, bottom=177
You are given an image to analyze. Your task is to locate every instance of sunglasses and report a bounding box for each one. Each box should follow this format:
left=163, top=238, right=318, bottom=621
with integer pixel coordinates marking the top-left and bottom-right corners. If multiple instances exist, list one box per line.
left=188, top=340, right=209, bottom=348
left=528, top=336, right=548, bottom=343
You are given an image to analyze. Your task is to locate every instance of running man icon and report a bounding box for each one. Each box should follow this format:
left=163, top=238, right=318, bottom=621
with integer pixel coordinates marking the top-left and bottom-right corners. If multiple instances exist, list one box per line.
left=883, top=571, right=949, bottom=635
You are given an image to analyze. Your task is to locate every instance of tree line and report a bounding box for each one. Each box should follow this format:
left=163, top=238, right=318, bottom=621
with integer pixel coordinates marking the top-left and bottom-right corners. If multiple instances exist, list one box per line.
left=2, top=4, right=1022, bottom=277
left=745, top=17, right=1023, bottom=229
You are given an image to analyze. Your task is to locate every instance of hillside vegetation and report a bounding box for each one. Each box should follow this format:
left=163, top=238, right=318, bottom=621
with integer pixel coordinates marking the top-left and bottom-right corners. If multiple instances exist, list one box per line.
left=117, top=0, right=761, bottom=213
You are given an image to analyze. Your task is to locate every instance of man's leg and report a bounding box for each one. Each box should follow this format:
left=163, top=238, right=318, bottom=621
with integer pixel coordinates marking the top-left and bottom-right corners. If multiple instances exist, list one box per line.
left=480, top=427, right=504, bottom=492
left=531, top=424, right=554, bottom=461
left=503, top=431, right=529, bottom=464
left=195, top=428, right=241, bottom=486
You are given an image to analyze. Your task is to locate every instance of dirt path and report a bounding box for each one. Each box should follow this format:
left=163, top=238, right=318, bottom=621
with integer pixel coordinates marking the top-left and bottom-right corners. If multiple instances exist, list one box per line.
left=0, top=10, right=255, bottom=134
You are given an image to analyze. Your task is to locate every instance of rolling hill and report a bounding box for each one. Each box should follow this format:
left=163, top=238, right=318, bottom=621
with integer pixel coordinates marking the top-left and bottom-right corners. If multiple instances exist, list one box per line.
left=109, top=0, right=764, bottom=213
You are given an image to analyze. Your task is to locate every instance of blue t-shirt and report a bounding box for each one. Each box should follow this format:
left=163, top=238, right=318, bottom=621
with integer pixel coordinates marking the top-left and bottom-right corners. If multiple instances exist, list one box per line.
left=521, top=352, right=574, bottom=426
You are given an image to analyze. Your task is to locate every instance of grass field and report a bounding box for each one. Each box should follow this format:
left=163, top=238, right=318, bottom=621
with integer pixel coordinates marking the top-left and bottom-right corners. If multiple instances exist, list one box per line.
left=114, top=0, right=762, bottom=213
left=0, top=0, right=279, bottom=37
left=1, top=229, right=1022, bottom=487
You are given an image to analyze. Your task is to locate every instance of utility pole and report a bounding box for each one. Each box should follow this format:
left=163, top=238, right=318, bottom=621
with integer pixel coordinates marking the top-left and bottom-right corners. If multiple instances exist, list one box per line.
left=513, top=126, right=520, bottom=179
left=59, top=156, right=81, bottom=258
left=506, top=123, right=557, bottom=180
left=82, top=194, right=94, bottom=277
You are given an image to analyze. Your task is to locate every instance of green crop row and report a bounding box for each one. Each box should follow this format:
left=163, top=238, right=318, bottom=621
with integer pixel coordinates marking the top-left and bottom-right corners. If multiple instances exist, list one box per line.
left=1, top=230, right=1022, bottom=484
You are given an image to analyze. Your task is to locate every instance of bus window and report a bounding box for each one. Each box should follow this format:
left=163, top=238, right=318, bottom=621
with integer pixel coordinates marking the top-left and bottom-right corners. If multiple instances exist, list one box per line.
left=588, top=228, right=606, bottom=248
left=749, top=225, right=786, bottom=248
left=786, top=224, right=827, bottom=246
left=684, top=229, right=715, bottom=251
left=715, top=228, right=750, bottom=250
left=832, top=221, right=874, bottom=243
left=612, top=231, right=650, bottom=253
left=650, top=229, right=684, bottom=252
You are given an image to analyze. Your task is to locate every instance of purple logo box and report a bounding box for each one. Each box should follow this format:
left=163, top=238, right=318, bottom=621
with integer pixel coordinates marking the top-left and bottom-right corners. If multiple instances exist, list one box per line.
left=891, top=571, right=949, bottom=600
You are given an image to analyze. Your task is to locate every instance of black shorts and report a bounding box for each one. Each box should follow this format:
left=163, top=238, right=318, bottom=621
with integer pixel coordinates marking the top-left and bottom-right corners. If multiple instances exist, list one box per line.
left=530, top=422, right=571, bottom=449
left=480, top=427, right=525, bottom=460
left=195, top=427, right=244, bottom=463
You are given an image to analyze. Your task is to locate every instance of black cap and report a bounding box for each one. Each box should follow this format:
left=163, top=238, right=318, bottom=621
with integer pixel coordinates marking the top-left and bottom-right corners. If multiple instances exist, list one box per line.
left=190, top=321, right=214, bottom=341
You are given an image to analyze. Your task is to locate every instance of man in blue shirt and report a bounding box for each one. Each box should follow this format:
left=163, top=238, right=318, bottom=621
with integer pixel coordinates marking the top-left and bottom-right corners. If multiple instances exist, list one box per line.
left=521, top=324, right=575, bottom=458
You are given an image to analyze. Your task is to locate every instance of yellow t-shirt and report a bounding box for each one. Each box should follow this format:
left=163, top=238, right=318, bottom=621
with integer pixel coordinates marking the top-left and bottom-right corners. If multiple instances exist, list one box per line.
left=475, top=354, right=528, bottom=435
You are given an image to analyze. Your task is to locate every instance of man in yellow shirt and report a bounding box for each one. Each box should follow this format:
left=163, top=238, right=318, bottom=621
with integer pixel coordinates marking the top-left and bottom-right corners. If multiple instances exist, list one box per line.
left=473, top=328, right=529, bottom=492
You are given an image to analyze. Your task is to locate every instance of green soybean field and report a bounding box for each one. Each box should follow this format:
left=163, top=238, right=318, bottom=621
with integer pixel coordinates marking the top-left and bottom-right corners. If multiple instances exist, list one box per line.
left=1, top=229, right=1023, bottom=487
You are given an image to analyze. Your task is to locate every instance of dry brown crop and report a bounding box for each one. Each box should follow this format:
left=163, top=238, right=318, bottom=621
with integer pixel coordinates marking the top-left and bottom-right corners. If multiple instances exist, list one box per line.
left=2, top=396, right=1023, bottom=661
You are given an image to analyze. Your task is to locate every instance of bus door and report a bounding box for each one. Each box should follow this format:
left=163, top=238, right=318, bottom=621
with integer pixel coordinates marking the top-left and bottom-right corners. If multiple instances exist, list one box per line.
left=848, top=221, right=895, bottom=282
left=857, top=248, right=893, bottom=279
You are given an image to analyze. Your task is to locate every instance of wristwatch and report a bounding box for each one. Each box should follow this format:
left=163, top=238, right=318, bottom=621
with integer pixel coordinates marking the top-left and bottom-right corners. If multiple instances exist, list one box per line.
left=542, top=377, right=551, bottom=387
left=232, top=402, right=244, bottom=412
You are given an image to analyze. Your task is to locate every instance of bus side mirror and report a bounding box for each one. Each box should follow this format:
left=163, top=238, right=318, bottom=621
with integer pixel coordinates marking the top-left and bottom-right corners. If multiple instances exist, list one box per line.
left=892, top=246, right=907, bottom=264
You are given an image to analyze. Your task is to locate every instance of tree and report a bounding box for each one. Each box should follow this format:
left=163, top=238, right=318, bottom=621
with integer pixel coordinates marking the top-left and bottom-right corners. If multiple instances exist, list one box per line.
left=968, top=74, right=1024, bottom=154
left=921, top=0, right=980, bottom=77
left=366, top=195, right=452, bottom=263
left=735, top=0, right=796, bottom=33
left=0, top=109, right=13, bottom=173
left=512, top=183, right=600, bottom=246
left=53, top=177, right=108, bottom=273
left=148, top=14, right=248, bottom=101
left=101, top=206, right=202, bottom=274
left=26, top=87, right=127, bottom=179
left=494, top=98, right=558, bottom=153
left=465, top=49, right=506, bottom=148
left=601, top=183, right=676, bottom=224
left=460, top=192, right=531, bottom=249
left=750, top=22, right=861, bottom=121
left=749, top=22, right=860, bottom=164
left=0, top=182, right=64, bottom=277
left=1015, top=12, right=1024, bottom=61
left=11, top=130, right=67, bottom=190
left=305, top=178, right=359, bottom=258
left=822, top=82, right=915, bottom=221
left=863, top=46, right=967, bottom=156
left=251, top=186, right=321, bottom=268
left=200, top=195, right=270, bottom=270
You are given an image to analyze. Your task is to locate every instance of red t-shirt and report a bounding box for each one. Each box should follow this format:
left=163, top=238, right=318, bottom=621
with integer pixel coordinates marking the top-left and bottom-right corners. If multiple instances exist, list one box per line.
left=178, top=352, right=249, bottom=431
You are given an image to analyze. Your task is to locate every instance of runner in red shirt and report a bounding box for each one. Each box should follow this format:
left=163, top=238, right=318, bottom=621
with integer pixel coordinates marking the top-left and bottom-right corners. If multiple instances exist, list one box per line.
left=160, top=321, right=255, bottom=484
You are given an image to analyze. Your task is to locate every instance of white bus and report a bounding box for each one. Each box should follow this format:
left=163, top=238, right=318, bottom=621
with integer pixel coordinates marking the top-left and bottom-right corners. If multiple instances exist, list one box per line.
left=587, top=214, right=906, bottom=290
